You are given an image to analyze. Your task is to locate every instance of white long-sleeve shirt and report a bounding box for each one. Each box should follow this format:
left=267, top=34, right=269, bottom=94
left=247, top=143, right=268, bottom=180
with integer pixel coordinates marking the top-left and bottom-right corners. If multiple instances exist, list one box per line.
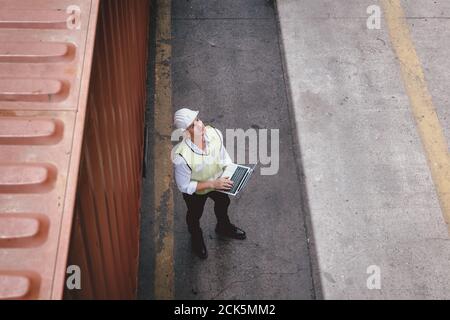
left=173, top=128, right=233, bottom=195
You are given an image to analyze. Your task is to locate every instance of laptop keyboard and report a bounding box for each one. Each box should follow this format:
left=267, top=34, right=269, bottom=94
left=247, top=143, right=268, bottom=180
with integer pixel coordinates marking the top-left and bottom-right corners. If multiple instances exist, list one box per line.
left=229, top=166, right=247, bottom=194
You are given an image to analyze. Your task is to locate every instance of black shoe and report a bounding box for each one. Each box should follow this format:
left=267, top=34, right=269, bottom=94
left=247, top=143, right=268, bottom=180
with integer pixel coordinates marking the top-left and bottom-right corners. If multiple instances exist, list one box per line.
left=191, top=231, right=208, bottom=259
left=215, top=223, right=247, bottom=240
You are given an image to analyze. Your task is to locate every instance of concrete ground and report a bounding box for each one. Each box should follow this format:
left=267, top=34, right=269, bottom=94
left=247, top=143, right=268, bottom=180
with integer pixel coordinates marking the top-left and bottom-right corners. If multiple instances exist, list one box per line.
left=139, top=0, right=450, bottom=300
left=277, top=0, right=450, bottom=299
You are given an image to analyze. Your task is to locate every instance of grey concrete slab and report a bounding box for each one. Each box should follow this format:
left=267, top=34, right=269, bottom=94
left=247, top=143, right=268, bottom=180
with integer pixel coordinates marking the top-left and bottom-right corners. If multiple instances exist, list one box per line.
left=172, top=0, right=315, bottom=299
left=404, top=17, right=450, bottom=148
left=275, top=0, right=376, bottom=19
left=402, top=0, right=450, bottom=17
left=277, top=0, right=450, bottom=299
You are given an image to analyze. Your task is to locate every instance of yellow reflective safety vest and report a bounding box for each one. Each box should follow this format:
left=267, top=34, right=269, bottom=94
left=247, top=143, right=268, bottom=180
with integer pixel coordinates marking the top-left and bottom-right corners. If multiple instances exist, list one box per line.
left=174, top=126, right=225, bottom=195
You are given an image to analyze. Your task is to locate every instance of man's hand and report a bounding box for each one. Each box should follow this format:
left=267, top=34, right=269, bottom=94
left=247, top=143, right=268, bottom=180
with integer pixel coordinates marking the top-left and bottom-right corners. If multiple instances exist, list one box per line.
left=213, top=177, right=234, bottom=191
left=195, top=177, right=234, bottom=193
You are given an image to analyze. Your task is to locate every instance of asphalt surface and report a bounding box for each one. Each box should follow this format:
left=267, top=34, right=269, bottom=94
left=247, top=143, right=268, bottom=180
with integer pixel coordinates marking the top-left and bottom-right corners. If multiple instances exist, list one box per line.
left=170, top=0, right=315, bottom=299
left=139, top=0, right=450, bottom=300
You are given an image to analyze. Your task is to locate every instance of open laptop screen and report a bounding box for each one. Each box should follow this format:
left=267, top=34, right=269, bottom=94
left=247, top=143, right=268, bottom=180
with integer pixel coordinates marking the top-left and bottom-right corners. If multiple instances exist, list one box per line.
left=219, top=164, right=251, bottom=196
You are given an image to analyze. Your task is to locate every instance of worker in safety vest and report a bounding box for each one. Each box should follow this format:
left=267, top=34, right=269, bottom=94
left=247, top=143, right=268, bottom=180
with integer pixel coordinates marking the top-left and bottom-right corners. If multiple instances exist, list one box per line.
left=173, top=108, right=247, bottom=259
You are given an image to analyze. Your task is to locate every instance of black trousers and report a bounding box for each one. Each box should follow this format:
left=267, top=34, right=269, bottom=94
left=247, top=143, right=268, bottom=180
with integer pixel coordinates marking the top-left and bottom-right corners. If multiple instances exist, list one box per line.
left=182, top=191, right=231, bottom=235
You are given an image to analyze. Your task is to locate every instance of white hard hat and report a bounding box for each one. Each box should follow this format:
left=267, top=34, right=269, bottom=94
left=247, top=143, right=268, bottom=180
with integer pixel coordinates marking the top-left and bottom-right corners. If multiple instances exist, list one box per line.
left=174, top=108, right=199, bottom=130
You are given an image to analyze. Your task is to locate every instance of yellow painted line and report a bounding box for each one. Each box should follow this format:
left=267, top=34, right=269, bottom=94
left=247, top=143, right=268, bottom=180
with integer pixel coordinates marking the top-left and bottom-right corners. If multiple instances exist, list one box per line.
left=382, top=0, right=450, bottom=233
left=154, top=0, right=174, bottom=299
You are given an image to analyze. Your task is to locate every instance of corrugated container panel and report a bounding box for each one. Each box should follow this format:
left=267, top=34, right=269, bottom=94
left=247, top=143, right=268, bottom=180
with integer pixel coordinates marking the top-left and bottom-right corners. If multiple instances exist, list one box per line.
left=0, top=0, right=100, bottom=299
left=64, top=0, right=151, bottom=300
left=0, top=0, right=151, bottom=300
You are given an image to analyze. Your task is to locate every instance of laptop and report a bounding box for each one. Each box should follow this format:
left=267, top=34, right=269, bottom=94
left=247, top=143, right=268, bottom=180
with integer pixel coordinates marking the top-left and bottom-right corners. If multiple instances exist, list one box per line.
left=217, top=163, right=257, bottom=196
